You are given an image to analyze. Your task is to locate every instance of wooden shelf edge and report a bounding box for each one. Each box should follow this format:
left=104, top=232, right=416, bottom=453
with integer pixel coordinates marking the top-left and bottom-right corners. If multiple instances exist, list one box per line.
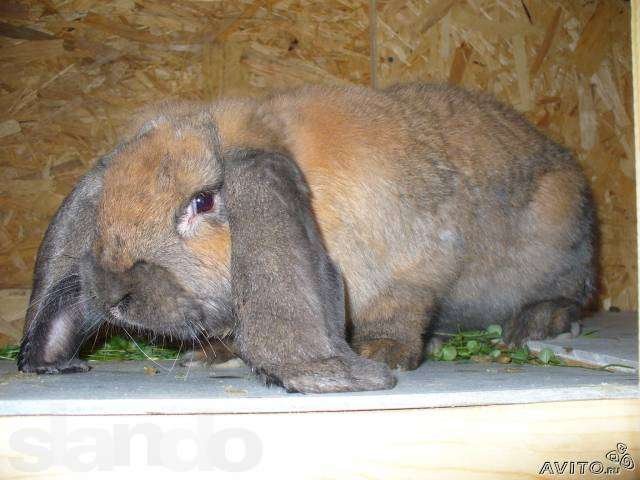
left=0, top=397, right=638, bottom=479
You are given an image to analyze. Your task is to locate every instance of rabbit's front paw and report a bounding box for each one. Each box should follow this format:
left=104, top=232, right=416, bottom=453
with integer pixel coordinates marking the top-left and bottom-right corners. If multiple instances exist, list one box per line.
left=260, top=355, right=396, bottom=393
left=20, top=357, right=91, bottom=375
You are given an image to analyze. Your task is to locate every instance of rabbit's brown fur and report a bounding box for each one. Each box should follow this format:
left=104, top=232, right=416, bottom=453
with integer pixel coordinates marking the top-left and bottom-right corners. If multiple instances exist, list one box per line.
left=199, top=84, right=593, bottom=368
left=18, top=83, right=595, bottom=391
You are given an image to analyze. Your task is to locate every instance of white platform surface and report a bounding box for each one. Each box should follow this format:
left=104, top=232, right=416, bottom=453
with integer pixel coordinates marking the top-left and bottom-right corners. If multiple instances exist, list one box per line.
left=0, top=357, right=637, bottom=416
left=528, top=311, right=638, bottom=370
left=1, top=311, right=637, bottom=416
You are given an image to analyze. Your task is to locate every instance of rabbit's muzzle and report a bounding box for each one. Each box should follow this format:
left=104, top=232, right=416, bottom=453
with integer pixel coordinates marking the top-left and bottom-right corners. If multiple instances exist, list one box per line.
left=81, top=256, right=208, bottom=339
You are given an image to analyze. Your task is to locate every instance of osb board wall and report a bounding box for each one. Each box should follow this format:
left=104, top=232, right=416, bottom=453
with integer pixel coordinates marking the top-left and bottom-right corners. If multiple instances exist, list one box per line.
left=0, top=0, right=635, bottom=343
left=374, top=0, right=636, bottom=312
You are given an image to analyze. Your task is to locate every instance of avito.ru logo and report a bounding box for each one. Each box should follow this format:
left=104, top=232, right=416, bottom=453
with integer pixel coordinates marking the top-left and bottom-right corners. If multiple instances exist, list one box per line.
left=539, top=443, right=635, bottom=476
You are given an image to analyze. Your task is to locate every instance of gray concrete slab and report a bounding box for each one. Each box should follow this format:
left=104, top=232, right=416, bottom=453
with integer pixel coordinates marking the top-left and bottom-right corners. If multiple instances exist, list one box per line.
left=0, top=356, right=637, bottom=416
left=527, top=311, right=638, bottom=371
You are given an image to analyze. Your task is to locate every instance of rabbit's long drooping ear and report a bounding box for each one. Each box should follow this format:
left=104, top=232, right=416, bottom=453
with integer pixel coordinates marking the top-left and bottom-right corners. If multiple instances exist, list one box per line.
left=224, top=150, right=396, bottom=393
left=17, top=161, right=107, bottom=374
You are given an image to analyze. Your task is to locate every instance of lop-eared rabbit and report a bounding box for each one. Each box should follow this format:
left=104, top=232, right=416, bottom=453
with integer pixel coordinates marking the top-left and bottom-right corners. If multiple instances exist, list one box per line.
left=18, top=84, right=596, bottom=393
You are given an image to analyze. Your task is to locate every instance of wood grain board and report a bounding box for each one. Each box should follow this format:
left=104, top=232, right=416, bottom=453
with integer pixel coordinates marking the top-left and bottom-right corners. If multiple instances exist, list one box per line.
left=0, top=399, right=638, bottom=479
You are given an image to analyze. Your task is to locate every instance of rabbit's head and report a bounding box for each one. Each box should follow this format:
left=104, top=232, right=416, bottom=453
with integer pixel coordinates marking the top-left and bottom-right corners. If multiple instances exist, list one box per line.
left=86, top=115, right=232, bottom=339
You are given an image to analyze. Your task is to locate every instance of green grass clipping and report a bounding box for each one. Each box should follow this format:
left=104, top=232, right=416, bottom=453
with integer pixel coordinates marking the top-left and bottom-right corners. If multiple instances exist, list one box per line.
left=429, top=324, right=564, bottom=366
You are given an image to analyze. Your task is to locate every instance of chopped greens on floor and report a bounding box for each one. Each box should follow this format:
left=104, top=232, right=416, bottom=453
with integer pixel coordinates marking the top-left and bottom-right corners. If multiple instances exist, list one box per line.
left=429, top=324, right=564, bottom=366
left=0, top=336, right=181, bottom=362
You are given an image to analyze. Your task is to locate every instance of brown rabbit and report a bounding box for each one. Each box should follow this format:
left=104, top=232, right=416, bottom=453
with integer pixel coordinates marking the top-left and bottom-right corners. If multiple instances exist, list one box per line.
left=17, top=83, right=596, bottom=393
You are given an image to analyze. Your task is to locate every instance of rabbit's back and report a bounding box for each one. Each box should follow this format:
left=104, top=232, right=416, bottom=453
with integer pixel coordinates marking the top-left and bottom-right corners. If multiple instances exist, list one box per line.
left=213, top=83, right=595, bottom=328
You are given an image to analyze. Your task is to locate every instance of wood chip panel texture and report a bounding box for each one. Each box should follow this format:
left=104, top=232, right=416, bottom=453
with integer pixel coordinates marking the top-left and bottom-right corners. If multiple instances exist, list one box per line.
left=0, top=0, right=635, bottom=342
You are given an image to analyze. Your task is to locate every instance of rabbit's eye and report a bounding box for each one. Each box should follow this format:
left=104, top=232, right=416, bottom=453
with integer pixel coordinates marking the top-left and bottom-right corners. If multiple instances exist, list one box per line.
left=177, top=190, right=217, bottom=238
left=192, top=191, right=214, bottom=214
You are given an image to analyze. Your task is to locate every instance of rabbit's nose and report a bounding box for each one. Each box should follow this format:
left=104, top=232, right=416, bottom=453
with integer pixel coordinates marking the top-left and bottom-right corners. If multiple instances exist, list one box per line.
left=97, top=265, right=132, bottom=308
left=108, top=292, right=131, bottom=310
left=108, top=294, right=131, bottom=320
left=104, top=285, right=131, bottom=310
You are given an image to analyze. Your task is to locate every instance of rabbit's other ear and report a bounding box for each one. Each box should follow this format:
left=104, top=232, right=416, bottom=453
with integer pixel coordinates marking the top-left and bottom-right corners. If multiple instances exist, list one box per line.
left=224, top=150, right=395, bottom=393
left=18, top=161, right=107, bottom=374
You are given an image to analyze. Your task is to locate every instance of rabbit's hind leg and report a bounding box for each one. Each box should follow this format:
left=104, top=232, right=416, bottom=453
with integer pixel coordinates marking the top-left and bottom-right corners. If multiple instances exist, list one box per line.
left=502, top=299, right=581, bottom=347
left=351, top=289, right=432, bottom=371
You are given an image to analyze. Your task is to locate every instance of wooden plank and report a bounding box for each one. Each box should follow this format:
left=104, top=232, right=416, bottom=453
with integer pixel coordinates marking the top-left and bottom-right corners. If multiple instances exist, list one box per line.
left=0, top=399, right=637, bottom=479
left=633, top=0, right=640, bottom=374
